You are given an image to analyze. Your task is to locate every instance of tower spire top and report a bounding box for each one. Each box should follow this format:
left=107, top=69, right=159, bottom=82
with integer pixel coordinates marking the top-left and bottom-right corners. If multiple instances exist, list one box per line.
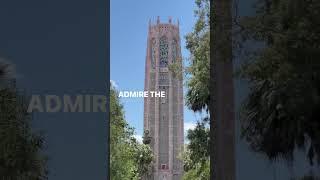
left=157, top=16, right=160, bottom=24
left=168, top=16, right=172, bottom=23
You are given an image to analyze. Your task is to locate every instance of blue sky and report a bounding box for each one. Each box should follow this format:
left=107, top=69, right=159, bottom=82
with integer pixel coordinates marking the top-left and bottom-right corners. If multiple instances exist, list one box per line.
left=110, top=0, right=203, bottom=141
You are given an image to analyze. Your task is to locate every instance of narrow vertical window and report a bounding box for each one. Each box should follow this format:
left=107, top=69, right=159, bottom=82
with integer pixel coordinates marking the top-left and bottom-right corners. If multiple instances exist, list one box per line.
left=159, top=36, right=168, bottom=67
left=151, top=38, right=156, bottom=69
left=172, top=39, right=177, bottom=63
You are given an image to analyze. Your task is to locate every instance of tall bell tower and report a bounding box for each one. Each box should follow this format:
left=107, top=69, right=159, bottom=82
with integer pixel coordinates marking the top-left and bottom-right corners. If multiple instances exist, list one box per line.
left=143, top=16, right=184, bottom=180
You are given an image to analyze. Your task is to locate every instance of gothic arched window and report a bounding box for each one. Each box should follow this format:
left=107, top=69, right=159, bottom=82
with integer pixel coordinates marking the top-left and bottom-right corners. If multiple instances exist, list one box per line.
left=171, top=39, right=178, bottom=63
left=159, top=36, right=168, bottom=67
left=151, top=38, right=156, bottom=69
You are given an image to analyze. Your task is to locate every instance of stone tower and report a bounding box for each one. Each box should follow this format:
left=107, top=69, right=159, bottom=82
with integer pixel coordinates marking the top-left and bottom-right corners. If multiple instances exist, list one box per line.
left=143, top=17, right=184, bottom=180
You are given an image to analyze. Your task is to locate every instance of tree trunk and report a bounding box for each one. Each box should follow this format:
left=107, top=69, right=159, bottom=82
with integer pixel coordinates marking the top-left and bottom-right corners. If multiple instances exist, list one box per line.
left=210, top=0, right=235, bottom=179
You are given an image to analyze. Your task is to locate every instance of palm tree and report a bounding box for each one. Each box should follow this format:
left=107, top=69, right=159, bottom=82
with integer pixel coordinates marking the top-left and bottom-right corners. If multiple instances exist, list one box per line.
left=239, top=0, right=320, bottom=167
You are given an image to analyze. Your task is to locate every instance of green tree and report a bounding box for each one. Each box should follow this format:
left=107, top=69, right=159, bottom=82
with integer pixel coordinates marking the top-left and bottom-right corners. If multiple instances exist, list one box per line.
left=186, top=0, right=236, bottom=179
left=182, top=0, right=211, bottom=178
left=183, top=0, right=211, bottom=179
left=0, top=59, right=48, bottom=179
left=182, top=121, right=210, bottom=180
left=110, top=86, right=153, bottom=180
left=238, top=0, right=320, bottom=165
left=185, top=0, right=210, bottom=112
left=133, top=142, right=153, bottom=179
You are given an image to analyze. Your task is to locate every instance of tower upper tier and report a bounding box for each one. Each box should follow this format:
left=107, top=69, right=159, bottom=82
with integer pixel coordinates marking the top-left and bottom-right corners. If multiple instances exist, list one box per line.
left=148, top=16, right=180, bottom=36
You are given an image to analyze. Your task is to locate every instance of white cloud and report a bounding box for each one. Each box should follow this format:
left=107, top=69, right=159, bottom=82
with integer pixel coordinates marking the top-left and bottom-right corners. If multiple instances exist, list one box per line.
left=133, top=134, right=143, bottom=143
left=110, top=80, right=118, bottom=88
left=184, top=122, right=196, bottom=134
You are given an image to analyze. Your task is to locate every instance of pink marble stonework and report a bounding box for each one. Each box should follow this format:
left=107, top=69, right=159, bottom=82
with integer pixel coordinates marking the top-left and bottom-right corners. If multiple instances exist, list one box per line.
left=143, top=16, right=184, bottom=180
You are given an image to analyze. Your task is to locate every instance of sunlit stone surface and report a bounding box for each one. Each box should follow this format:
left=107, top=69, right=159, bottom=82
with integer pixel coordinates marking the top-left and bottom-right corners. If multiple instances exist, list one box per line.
left=143, top=17, right=184, bottom=180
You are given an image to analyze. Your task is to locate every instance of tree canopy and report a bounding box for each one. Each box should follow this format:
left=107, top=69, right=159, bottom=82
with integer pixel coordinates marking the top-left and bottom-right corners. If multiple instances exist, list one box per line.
left=238, top=0, right=320, bottom=165
left=182, top=121, right=210, bottom=180
left=182, top=0, right=211, bottom=179
left=110, top=86, right=153, bottom=180
left=185, top=0, right=210, bottom=113
left=0, top=60, right=48, bottom=179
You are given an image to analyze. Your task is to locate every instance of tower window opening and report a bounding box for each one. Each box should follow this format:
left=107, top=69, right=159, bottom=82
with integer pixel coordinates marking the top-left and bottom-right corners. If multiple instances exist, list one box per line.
left=161, top=164, right=168, bottom=170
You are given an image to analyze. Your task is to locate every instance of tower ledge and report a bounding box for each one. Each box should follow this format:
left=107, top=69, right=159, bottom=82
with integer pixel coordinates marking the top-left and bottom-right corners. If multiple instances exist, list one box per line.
left=149, top=16, right=180, bottom=28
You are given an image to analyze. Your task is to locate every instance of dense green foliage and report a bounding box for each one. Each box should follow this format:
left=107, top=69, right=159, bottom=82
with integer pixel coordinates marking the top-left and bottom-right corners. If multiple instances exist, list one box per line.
left=181, top=1, right=211, bottom=179
left=0, top=60, right=48, bottom=179
left=182, top=121, right=210, bottom=180
left=183, top=156, right=209, bottom=180
left=185, top=0, right=210, bottom=113
left=239, top=0, right=320, bottom=164
left=110, top=87, right=153, bottom=180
